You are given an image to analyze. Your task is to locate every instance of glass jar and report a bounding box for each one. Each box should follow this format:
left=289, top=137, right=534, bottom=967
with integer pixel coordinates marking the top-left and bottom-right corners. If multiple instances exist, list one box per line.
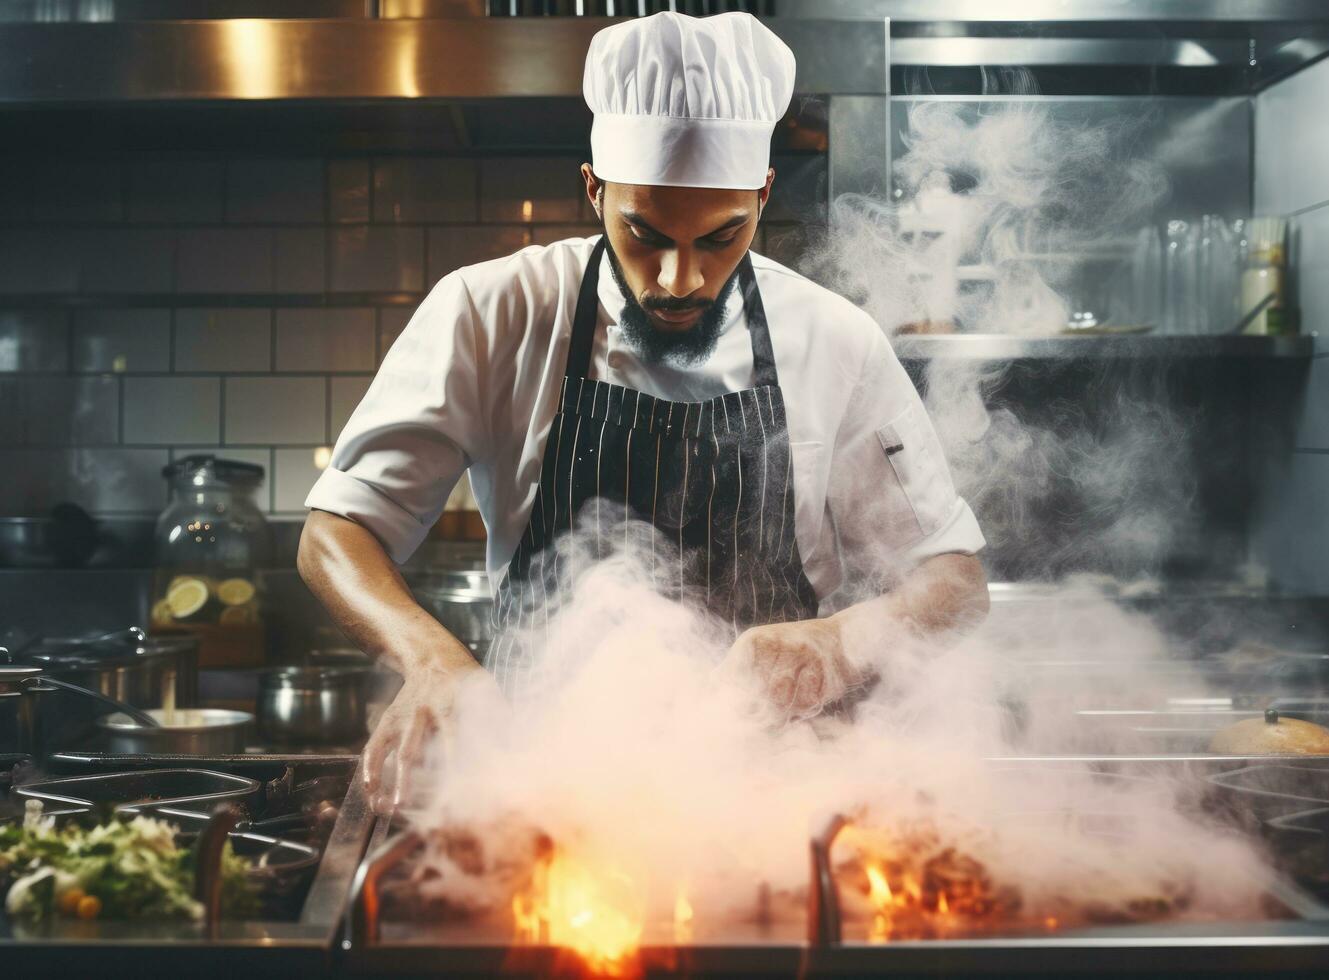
left=151, top=455, right=271, bottom=666
left=1238, top=216, right=1292, bottom=336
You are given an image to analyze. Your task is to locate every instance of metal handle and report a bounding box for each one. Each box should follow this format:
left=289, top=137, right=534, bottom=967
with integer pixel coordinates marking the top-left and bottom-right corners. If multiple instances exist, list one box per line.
left=808, top=813, right=848, bottom=947
left=23, top=675, right=160, bottom=728
left=345, top=829, right=424, bottom=948
left=86, top=626, right=147, bottom=647
left=195, top=802, right=243, bottom=940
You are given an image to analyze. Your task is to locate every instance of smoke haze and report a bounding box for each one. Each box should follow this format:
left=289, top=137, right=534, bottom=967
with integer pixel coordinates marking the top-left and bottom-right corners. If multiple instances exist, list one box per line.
left=404, top=97, right=1276, bottom=943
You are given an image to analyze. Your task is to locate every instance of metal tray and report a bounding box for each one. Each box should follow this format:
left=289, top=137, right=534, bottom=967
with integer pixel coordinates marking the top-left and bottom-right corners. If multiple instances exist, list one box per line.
left=14, top=768, right=262, bottom=816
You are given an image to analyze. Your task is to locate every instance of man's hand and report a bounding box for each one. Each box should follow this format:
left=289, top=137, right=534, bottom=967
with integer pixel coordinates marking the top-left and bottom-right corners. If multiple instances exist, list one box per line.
left=722, top=618, right=868, bottom=722
left=719, top=555, right=989, bottom=723
left=364, top=661, right=504, bottom=815
left=296, top=511, right=510, bottom=817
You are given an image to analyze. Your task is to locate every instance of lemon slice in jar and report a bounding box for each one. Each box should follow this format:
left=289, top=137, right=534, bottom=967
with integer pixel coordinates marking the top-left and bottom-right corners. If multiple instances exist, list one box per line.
left=220, top=604, right=256, bottom=625
left=166, top=574, right=194, bottom=595
left=165, top=577, right=209, bottom=619
left=217, top=577, right=256, bottom=607
left=150, top=599, right=174, bottom=626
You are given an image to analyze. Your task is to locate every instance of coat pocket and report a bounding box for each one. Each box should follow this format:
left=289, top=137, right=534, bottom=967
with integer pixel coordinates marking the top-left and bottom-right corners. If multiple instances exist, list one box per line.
left=876, top=403, right=953, bottom=538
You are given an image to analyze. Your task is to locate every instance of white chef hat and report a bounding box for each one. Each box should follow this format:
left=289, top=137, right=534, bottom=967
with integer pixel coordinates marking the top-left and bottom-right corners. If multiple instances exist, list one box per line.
left=583, top=11, right=796, bottom=191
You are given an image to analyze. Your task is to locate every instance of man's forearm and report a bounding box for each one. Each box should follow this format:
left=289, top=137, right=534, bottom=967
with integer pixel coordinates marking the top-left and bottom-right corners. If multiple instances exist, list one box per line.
left=829, top=553, right=989, bottom=666
left=296, top=510, right=478, bottom=677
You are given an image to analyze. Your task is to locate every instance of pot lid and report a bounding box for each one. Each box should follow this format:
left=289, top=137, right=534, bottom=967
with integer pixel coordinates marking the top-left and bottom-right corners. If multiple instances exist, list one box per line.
left=20, top=627, right=194, bottom=667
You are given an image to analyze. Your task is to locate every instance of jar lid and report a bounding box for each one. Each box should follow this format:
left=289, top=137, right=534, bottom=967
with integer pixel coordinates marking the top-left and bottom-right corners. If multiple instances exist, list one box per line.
left=162, top=453, right=265, bottom=485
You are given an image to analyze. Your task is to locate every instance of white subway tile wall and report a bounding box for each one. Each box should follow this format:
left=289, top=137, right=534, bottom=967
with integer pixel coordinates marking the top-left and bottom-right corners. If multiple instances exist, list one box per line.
left=128, top=156, right=226, bottom=224
left=0, top=448, right=168, bottom=515
left=328, top=159, right=371, bottom=223
left=0, top=310, right=69, bottom=372
left=373, top=158, right=477, bottom=223
left=77, top=229, right=177, bottom=294
left=426, top=225, right=530, bottom=285
left=0, top=379, right=19, bottom=444
left=225, top=376, right=326, bottom=445
left=274, top=228, right=327, bottom=293
left=123, top=377, right=221, bottom=445
left=0, top=156, right=30, bottom=222
left=330, top=375, right=374, bottom=439
left=176, top=228, right=275, bottom=294
left=273, top=446, right=330, bottom=514
left=226, top=158, right=326, bottom=224
left=376, top=307, right=414, bottom=364
left=0, top=149, right=821, bottom=519
left=32, top=157, right=124, bottom=224
left=175, top=308, right=272, bottom=373
left=0, top=231, right=80, bottom=293
left=479, top=157, right=588, bottom=223
left=329, top=225, right=425, bottom=293
left=19, top=376, right=119, bottom=446
left=73, top=309, right=171, bottom=373
left=1252, top=63, right=1329, bottom=592
left=275, top=308, right=375, bottom=372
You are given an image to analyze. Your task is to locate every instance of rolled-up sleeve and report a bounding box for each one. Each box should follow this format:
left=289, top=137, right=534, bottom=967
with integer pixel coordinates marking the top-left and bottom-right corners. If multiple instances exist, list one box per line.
left=826, top=328, right=984, bottom=585
left=304, top=273, right=486, bottom=564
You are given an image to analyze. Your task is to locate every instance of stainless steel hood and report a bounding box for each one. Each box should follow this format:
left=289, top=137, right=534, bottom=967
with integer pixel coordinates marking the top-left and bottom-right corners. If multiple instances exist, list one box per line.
left=0, top=16, right=886, bottom=104
left=1, top=1, right=1328, bottom=105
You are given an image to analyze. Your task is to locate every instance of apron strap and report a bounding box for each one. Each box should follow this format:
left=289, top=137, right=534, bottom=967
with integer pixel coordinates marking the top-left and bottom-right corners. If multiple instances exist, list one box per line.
left=738, top=252, right=779, bottom=389
left=564, top=237, right=780, bottom=389
left=564, top=236, right=608, bottom=381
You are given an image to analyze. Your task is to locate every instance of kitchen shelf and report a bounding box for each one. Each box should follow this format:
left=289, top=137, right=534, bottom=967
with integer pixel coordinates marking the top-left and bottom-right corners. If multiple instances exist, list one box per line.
left=891, top=333, right=1317, bottom=360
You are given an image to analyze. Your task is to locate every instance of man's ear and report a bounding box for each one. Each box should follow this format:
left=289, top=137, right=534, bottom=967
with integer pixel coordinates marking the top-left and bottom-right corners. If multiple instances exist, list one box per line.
left=757, top=167, right=775, bottom=219
left=580, top=163, right=603, bottom=219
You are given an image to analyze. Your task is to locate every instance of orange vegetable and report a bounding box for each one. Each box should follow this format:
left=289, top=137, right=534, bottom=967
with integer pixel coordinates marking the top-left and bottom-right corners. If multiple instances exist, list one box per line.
left=76, top=894, right=102, bottom=920
left=57, top=887, right=85, bottom=916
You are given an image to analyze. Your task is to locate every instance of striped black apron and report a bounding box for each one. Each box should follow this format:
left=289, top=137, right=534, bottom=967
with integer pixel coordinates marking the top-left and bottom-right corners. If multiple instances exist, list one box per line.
left=486, top=237, right=819, bottom=694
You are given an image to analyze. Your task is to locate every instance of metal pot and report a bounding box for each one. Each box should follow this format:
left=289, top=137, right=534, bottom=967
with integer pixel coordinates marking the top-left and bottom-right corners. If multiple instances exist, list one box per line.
left=0, top=665, right=43, bottom=756
left=98, top=707, right=253, bottom=755
left=0, top=504, right=99, bottom=568
left=409, top=567, right=493, bottom=656
left=13, top=627, right=199, bottom=750
left=256, top=666, right=369, bottom=745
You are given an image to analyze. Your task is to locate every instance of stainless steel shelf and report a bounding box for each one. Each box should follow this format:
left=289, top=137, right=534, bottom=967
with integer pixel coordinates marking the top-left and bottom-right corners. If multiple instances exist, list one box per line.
left=891, top=333, right=1318, bottom=360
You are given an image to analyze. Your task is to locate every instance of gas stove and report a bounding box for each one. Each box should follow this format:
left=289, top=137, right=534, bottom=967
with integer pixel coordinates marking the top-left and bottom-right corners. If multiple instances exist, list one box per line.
left=340, top=755, right=1329, bottom=978
left=1, top=751, right=370, bottom=978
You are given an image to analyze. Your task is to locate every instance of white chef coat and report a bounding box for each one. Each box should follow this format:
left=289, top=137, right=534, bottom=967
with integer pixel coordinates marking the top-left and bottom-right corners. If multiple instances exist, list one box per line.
left=305, top=236, right=984, bottom=601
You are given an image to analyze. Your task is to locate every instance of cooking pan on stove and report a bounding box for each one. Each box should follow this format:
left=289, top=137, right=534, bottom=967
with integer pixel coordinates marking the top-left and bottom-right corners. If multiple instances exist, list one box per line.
left=143, top=804, right=322, bottom=896
left=14, top=767, right=262, bottom=816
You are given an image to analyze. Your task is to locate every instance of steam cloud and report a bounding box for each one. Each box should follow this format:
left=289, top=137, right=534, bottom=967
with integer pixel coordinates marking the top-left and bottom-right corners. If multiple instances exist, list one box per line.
left=403, top=98, right=1276, bottom=941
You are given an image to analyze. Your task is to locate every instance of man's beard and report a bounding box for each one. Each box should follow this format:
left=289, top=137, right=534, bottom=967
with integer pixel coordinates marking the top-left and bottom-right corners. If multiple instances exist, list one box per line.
left=604, top=238, right=740, bottom=368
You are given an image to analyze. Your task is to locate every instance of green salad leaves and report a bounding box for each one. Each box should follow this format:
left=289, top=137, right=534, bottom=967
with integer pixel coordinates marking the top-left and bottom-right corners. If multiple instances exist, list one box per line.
left=1, top=800, right=254, bottom=922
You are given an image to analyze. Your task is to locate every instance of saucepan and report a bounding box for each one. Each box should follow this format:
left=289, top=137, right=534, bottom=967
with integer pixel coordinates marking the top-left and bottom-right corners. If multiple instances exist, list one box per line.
left=98, top=708, right=253, bottom=755
left=256, top=665, right=371, bottom=745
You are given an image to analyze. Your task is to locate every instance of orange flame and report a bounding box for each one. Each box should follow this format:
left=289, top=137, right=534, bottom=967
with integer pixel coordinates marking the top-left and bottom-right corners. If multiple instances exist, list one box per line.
left=511, top=849, right=644, bottom=976
left=866, top=864, right=893, bottom=906
left=673, top=892, right=694, bottom=945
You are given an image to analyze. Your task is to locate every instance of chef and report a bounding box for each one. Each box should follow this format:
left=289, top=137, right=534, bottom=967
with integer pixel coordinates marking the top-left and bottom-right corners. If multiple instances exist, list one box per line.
left=298, top=11, right=988, bottom=813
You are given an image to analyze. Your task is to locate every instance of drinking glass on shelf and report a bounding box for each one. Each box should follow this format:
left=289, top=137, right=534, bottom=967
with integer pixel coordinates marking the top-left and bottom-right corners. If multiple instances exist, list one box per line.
left=1197, top=214, right=1239, bottom=335
left=1163, top=219, right=1199, bottom=334
left=1129, top=225, right=1162, bottom=330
